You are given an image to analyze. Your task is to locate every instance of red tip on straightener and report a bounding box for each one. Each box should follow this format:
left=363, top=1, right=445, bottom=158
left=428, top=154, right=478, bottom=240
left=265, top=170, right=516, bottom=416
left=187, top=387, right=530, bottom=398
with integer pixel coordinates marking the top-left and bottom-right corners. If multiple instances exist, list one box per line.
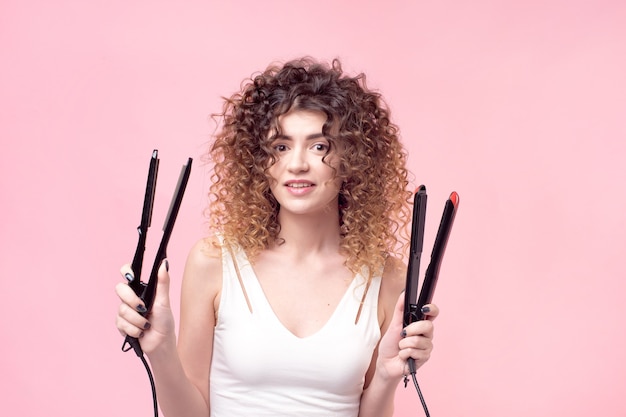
left=449, top=191, right=460, bottom=207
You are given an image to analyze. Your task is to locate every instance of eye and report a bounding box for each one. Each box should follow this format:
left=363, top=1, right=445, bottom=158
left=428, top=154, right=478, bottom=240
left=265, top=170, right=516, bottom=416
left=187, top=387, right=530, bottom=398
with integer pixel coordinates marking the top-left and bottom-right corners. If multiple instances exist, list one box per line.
left=274, top=143, right=288, bottom=152
left=312, top=143, right=329, bottom=153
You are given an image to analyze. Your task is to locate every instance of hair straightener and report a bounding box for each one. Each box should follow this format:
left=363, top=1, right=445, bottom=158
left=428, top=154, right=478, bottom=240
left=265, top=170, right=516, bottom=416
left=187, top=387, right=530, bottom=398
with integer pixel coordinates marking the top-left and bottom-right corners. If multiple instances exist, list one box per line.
left=121, top=150, right=192, bottom=417
left=403, top=185, right=459, bottom=417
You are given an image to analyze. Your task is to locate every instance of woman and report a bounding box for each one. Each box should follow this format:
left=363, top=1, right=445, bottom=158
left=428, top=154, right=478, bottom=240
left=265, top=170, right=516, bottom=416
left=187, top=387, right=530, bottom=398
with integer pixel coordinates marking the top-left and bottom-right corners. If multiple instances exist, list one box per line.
left=115, top=57, right=438, bottom=417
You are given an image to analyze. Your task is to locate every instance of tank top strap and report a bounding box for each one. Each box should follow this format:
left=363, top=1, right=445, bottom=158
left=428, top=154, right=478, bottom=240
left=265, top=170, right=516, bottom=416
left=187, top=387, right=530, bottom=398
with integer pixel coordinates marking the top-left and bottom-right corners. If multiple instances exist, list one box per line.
left=217, top=234, right=255, bottom=313
left=353, top=269, right=382, bottom=325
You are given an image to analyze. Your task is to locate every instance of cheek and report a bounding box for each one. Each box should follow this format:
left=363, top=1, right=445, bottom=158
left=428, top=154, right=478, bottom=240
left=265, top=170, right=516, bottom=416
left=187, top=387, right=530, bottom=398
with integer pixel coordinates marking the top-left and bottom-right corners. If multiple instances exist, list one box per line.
left=266, top=173, right=279, bottom=192
left=262, top=167, right=279, bottom=197
left=325, top=152, right=346, bottom=178
left=265, top=161, right=281, bottom=181
left=323, top=172, right=343, bottom=191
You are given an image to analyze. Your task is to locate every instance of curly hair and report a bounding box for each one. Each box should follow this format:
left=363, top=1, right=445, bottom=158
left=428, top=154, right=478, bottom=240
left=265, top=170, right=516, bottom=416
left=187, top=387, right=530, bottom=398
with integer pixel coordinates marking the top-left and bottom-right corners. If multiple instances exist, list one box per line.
left=207, top=57, right=412, bottom=276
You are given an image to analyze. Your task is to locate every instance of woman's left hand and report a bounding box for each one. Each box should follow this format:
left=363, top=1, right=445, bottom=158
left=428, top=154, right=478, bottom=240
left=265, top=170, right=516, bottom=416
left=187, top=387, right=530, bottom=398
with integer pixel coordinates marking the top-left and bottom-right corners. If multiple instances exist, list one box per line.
left=376, top=292, right=439, bottom=381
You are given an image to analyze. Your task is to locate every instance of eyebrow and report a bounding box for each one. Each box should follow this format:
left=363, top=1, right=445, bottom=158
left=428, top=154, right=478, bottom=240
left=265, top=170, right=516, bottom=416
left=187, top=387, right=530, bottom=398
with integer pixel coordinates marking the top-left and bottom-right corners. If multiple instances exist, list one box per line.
left=273, top=133, right=326, bottom=141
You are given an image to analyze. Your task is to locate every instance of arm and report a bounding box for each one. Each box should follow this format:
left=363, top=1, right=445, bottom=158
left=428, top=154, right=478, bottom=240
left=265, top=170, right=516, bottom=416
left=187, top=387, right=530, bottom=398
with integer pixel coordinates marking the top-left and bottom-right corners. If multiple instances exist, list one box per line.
left=116, top=237, right=222, bottom=417
left=358, top=257, right=438, bottom=417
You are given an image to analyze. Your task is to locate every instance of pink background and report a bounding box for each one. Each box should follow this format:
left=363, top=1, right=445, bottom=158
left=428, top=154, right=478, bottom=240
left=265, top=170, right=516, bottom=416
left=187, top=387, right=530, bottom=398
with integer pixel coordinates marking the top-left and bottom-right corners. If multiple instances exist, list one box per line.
left=1, top=0, right=625, bottom=415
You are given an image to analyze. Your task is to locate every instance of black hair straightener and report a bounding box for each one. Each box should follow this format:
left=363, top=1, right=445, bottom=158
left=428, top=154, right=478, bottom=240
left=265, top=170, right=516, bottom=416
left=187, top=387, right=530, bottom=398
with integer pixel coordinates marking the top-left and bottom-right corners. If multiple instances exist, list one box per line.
left=403, top=185, right=459, bottom=417
left=121, top=150, right=192, bottom=416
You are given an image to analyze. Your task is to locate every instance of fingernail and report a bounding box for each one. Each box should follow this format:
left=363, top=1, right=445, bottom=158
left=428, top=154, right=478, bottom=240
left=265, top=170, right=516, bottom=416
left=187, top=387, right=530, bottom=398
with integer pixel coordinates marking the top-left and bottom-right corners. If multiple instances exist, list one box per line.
left=124, top=273, right=134, bottom=283
left=165, top=259, right=169, bottom=272
left=139, top=331, right=144, bottom=338
left=144, top=322, right=151, bottom=330
left=421, top=306, right=430, bottom=314
left=401, top=328, right=407, bottom=338
left=137, top=305, right=147, bottom=313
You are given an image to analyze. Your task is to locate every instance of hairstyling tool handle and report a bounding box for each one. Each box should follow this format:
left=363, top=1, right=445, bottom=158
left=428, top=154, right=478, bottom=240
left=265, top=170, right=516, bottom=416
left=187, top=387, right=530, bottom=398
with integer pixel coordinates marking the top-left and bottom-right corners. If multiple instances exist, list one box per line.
left=403, top=185, right=427, bottom=330
left=403, top=186, right=459, bottom=375
left=122, top=150, right=193, bottom=357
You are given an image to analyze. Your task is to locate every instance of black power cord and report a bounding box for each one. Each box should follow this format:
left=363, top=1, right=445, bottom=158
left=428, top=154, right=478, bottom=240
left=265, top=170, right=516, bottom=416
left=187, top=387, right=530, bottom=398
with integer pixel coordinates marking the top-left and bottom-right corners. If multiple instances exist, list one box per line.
left=404, top=360, right=430, bottom=417
left=123, top=338, right=159, bottom=417
left=405, top=373, right=430, bottom=417
left=138, top=355, right=159, bottom=417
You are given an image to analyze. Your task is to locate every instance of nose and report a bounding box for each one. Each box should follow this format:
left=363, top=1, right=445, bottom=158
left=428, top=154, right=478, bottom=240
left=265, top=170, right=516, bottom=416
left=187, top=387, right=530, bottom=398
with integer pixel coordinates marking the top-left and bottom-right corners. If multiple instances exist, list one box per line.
left=286, top=148, right=309, bottom=173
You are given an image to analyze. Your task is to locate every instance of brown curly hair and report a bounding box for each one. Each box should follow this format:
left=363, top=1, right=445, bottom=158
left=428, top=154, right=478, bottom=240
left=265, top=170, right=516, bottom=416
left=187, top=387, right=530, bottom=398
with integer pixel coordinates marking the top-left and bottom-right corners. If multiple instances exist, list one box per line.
left=207, top=57, right=412, bottom=276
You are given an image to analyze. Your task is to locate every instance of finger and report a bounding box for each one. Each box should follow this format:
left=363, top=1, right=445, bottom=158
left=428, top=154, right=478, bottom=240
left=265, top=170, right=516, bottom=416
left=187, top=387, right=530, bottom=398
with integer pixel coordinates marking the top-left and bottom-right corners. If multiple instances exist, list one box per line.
left=120, top=264, right=135, bottom=283
left=153, top=259, right=171, bottom=309
left=115, top=282, right=148, bottom=313
left=398, top=334, right=434, bottom=352
left=404, top=319, right=435, bottom=339
left=117, top=301, right=152, bottom=332
left=397, top=336, right=434, bottom=367
left=115, top=309, right=146, bottom=339
left=403, top=348, right=432, bottom=366
left=420, top=303, right=439, bottom=320
left=396, top=347, right=432, bottom=369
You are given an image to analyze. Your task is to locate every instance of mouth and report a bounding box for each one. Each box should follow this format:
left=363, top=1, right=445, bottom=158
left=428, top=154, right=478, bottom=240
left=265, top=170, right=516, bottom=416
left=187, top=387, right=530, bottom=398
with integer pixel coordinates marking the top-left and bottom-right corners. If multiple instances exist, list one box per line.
left=286, top=182, right=314, bottom=188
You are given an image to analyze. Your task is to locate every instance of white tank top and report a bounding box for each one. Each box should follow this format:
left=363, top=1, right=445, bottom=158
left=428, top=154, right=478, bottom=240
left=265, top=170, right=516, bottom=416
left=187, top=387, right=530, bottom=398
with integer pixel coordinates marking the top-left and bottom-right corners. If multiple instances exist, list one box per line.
left=209, top=242, right=382, bottom=417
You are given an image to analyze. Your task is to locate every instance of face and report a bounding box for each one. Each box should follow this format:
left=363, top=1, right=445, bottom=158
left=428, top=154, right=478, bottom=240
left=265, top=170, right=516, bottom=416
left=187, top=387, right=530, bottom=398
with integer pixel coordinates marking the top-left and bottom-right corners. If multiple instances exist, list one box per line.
left=267, top=110, right=342, bottom=217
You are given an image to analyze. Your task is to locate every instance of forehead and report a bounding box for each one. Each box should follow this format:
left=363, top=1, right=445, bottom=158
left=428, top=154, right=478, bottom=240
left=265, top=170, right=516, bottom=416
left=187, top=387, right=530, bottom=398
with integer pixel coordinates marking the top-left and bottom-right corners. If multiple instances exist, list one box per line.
left=276, top=109, right=327, bottom=134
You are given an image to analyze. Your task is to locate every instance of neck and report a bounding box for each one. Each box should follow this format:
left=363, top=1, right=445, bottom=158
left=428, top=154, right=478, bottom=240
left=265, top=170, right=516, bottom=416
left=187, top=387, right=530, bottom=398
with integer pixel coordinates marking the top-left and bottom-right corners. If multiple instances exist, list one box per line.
left=274, top=207, right=342, bottom=256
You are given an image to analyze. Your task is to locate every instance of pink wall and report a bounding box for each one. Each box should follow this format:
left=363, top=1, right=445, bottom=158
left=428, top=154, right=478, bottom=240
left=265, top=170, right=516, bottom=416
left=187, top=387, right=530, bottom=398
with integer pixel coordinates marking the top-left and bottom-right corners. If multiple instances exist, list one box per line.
left=1, top=0, right=625, bottom=415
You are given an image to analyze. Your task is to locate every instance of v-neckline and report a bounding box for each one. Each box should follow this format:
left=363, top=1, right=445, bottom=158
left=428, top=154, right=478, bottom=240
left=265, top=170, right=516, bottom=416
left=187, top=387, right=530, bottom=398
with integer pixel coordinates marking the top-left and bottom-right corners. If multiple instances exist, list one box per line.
left=241, top=254, right=360, bottom=340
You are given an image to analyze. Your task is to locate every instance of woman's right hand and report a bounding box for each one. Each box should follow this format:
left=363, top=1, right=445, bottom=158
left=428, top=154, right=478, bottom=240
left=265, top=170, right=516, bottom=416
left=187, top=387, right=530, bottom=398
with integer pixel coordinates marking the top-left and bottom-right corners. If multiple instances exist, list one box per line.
left=115, top=260, right=176, bottom=354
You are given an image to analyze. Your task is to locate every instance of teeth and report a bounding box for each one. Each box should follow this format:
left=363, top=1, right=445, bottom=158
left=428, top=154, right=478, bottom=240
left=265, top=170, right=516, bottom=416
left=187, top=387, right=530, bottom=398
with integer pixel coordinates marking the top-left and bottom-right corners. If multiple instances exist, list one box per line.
left=288, top=183, right=312, bottom=188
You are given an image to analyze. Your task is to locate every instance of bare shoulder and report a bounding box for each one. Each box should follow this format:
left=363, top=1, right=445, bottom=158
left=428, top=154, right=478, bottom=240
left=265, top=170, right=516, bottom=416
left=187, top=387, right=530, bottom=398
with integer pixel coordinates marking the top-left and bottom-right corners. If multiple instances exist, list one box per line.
left=180, top=235, right=223, bottom=311
left=380, top=255, right=406, bottom=296
left=179, top=235, right=223, bottom=335
left=378, top=255, right=407, bottom=326
left=178, top=235, right=222, bottom=401
left=183, top=235, right=223, bottom=285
